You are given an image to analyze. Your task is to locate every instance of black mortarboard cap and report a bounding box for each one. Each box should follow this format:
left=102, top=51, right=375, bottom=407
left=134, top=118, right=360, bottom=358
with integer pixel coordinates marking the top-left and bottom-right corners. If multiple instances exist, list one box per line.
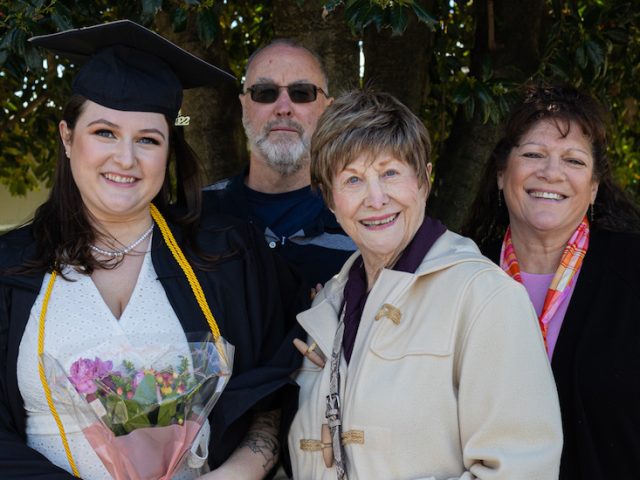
left=29, top=20, right=236, bottom=119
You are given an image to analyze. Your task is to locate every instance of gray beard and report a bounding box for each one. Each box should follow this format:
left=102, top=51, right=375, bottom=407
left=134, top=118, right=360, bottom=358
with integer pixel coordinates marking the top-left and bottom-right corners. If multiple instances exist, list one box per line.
left=244, top=118, right=310, bottom=176
left=256, top=135, right=309, bottom=176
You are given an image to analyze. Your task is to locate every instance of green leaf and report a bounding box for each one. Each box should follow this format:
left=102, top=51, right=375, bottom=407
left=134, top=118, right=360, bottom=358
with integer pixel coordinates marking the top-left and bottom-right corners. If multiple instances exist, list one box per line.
left=575, top=44, right=588, bottom=69
left=122, top=400, right=152, bottom=433
left=480, top=95, right=497, bottom=124
left=11, top=29, right=27, bottom=57
left=598, top=54, right=608, bottom=79
left=411, top=2, right=437, bottom=31
left=603, top=28, right=629, bottom=45
left=4, top=147, right=22, bottom=156
left=463, top=97, right=475, bottom=120
left=50, top=12, right=73, bottom=32
left=23, top=46, right=42, bottom=71
left=141, top=0, right=162, bottom=23
left=157, top=398, right=178, bottom=427
left=324, top=0, right=344, bottom=13
left=197, top=9, right=219, bottom=47
left=497, top=95, right=510, bottom=117
left=475, top=83, right=492, bottom=105
left=489, top=105, right=501, bottom=124
left=0, top=32, right=12, bottom=51
left=172, top=8, right=188, bottom=32
left=105, top=395, right=129, bottom=426
left=584, top=40, right=605, bottom=69
left=344, top=0, right=384, bottom=32
left=480, top=57, right=492, bottom=82
left=389, top=6, right=408, bottom=36
left=132, top=374, right=158, bottom=406
left=452, top=81, right=472, bottom=104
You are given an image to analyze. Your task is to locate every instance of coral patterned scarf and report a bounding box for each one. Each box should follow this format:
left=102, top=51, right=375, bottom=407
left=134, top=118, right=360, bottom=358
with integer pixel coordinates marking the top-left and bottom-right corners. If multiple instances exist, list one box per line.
left=500, top=216, right=590, bottom=351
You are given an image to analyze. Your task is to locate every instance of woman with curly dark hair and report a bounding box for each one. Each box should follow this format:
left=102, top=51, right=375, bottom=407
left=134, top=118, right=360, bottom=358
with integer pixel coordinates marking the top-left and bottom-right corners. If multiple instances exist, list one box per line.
left=463, top=84, right=640, bottom=480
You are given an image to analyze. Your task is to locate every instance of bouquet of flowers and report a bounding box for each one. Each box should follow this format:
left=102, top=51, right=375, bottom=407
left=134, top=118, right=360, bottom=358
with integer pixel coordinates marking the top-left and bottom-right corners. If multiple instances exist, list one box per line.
left=42, top=332, right=234, bottom=480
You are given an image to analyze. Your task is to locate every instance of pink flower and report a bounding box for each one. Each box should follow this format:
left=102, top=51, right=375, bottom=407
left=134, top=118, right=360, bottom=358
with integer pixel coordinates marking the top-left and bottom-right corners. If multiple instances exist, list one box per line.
left=69, top=357, right=113, bottom=395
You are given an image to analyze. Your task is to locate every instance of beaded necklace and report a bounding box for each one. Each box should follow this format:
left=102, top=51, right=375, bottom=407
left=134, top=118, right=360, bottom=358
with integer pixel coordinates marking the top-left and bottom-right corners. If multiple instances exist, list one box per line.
left=36, top=203, right=225, bottom=477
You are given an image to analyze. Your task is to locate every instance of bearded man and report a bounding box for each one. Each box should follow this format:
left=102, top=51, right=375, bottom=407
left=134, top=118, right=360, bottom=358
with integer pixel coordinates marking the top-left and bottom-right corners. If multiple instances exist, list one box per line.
left=204, top=40, right=355, bottom=287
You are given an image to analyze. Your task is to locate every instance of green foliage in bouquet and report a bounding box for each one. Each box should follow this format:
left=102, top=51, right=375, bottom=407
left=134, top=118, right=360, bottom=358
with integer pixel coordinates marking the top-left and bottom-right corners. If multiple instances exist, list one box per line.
left=69, top=355, right=204, bottom=437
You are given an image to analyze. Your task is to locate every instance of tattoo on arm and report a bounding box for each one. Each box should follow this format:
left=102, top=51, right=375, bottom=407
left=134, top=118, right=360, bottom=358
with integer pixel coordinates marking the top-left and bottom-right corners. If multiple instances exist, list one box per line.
left=242, top=430, right=279, bottom=472
left=241, top=410, right=281, bottom=473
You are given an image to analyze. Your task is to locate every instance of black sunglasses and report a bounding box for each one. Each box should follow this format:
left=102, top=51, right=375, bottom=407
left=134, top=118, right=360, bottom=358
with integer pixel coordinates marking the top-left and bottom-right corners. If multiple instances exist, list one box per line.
left=244, top=83, right=328, bottom=104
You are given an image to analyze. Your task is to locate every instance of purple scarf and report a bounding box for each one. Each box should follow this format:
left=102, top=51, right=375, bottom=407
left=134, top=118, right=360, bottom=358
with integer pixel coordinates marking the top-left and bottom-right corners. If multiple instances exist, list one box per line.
left=341, top=215, right=446, bottom=362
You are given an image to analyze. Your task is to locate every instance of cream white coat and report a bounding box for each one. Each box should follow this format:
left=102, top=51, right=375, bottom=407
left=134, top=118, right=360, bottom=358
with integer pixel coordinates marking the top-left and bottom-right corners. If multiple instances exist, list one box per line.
left=288, top=230, right=562, bottom=480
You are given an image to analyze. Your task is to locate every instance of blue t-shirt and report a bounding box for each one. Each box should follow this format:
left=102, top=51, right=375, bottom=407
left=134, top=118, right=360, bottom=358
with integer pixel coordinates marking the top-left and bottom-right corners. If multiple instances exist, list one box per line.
left=245, top=185, right=324, bottom=242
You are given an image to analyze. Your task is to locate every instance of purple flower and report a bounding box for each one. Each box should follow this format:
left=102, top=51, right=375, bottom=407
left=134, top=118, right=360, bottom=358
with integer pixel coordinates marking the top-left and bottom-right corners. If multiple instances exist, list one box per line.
left=69, top=357, right=113, bottom=395
left=132, top=371, right=146, bottom=390
left=94, top=358, right=113, bottom=377
left=101, top=373, right=119, bottom=393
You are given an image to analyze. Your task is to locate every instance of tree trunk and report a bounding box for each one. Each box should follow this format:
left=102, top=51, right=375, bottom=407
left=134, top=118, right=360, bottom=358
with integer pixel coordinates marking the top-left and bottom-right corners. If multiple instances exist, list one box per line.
left=362, top=0, right=435, bottom=113
left=271, top=0, right=360, bottom=97
left=429, top=0, right=546, bottom=231
left=155, top=12, right=247, bottom=185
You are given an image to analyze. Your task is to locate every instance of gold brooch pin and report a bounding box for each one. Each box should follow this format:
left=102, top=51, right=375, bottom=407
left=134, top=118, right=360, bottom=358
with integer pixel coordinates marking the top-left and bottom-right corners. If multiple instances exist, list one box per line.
left=375, top=303, right=401, bottom=325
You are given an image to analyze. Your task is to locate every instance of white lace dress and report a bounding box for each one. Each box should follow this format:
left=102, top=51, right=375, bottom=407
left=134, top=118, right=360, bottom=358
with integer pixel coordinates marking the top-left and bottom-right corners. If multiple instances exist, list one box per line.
left=17, top=249, right=210, bottom=479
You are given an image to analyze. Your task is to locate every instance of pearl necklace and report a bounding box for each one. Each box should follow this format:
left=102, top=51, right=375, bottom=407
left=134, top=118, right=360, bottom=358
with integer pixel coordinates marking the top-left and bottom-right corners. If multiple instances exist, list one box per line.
left=89, top=224, right=154, bottom=258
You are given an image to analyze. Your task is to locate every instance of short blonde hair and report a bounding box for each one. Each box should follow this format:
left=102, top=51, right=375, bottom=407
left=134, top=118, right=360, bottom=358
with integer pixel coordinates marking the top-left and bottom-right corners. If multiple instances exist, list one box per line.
left=310, top=89, right=431, bottom=206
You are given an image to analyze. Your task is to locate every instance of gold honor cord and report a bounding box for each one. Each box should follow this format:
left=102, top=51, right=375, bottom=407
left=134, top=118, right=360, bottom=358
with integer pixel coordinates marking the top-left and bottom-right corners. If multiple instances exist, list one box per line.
left=37, top=203, right=225, bottom=477
left=149, top=205, right=229, bottom=365
left=37, top=270, right=79, bottom=476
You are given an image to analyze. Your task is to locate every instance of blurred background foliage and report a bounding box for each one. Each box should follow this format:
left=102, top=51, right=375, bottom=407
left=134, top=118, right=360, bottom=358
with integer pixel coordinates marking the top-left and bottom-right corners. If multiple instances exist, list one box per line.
left=1, top=0, right=638, bottom=229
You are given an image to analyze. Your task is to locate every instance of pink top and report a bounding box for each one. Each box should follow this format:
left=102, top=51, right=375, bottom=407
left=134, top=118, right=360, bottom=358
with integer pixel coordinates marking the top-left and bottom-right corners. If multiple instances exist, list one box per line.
left=520, top=270, right=580, bottom=360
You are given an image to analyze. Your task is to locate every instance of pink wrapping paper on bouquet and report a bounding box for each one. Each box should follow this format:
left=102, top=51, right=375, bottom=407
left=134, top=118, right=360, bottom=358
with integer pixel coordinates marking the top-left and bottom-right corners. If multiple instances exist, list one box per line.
left=42, top=332, right=234, bottom=480
left=83, top=420, right=201, bottom=480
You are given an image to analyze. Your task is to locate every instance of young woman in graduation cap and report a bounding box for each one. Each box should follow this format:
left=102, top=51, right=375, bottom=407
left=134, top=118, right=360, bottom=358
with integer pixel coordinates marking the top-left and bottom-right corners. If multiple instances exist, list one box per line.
left=0, top=20, right=307, bottom=480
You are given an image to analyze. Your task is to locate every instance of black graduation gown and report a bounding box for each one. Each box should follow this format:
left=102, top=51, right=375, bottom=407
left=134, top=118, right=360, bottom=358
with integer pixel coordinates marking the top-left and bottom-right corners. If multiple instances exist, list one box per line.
left=484, top=229, right=640, bottom=479
left=0, top=211, right=308, bottom=479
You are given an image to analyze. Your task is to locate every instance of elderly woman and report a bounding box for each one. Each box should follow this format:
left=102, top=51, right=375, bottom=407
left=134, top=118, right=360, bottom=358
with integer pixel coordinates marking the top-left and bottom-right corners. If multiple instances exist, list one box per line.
left=287, top=90, right=563, bottom=480
left=0, top=21, right=305, bottom=480
left=464, top=85, right=640, bottom=479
